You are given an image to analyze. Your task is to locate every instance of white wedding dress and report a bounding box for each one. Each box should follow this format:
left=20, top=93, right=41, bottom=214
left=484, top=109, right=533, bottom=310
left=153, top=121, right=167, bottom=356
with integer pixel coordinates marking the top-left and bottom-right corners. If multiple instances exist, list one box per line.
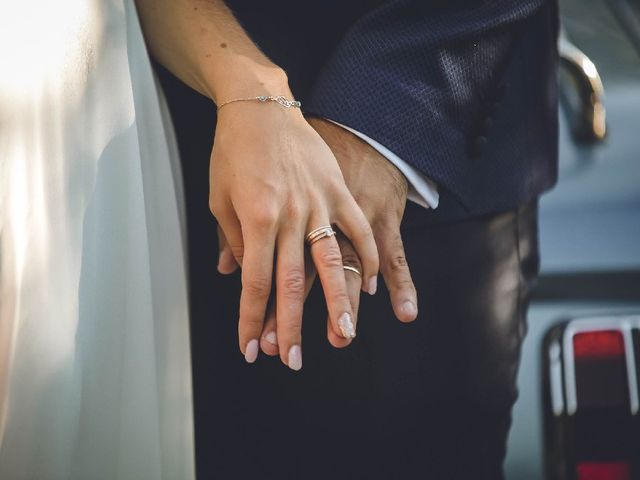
left=0, top=1, right=194, bottom=478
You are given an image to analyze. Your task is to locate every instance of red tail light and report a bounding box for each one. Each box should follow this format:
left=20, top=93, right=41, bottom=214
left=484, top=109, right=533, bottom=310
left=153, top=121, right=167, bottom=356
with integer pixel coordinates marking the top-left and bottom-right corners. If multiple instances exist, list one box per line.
left=573, top=330, right=625, bottom=359
left=576, top=461, right=630, bottom=480
left=573, top=329, right=629, bottom=409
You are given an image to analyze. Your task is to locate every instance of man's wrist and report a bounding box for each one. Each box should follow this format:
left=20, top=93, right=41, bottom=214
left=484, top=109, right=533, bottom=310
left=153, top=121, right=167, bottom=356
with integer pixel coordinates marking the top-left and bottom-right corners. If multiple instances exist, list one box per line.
left=312, top=117, right=439, bottom=209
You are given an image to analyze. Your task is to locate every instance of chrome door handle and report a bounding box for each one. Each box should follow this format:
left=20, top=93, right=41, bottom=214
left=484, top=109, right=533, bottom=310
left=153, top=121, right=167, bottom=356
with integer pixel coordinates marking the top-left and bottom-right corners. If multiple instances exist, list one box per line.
left=558, top=30, right=606, bottom=142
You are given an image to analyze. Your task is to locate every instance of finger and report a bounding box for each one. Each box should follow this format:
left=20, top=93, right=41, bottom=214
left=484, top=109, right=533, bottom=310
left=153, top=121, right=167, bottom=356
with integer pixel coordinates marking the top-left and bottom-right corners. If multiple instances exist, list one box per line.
left=217, top=225, right=239, bottom=274
left=238, top=227, right=276, bottom=363
left=274, top=226, right=306, bottom=371
left=307, top=218, right=355, bottom=342
left=334, top=195, right=379, bottom=296
left=377, top=221, right=418, bottom=323
left=327, top=234, right=363, bottom=348
left=260, top=260, right=317, bottom=357
left=259, top=308, right=279, bottom=356
left=215, top=207, right=245, bottom=268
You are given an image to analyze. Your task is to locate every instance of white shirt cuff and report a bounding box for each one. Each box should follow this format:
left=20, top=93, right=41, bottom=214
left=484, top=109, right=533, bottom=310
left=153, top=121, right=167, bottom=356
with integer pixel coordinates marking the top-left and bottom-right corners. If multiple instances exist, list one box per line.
left=328, top=121, right=439, bottom=210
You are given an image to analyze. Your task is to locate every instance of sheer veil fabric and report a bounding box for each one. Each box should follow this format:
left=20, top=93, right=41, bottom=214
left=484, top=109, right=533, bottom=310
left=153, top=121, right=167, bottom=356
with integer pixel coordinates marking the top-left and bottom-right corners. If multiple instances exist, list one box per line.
left=0, top=0, right=195, bottom=478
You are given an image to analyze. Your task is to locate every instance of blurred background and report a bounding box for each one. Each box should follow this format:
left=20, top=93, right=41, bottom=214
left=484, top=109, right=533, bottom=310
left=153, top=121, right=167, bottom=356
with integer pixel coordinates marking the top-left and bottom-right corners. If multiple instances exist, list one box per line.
left=505, top=0, right=640, bottom=478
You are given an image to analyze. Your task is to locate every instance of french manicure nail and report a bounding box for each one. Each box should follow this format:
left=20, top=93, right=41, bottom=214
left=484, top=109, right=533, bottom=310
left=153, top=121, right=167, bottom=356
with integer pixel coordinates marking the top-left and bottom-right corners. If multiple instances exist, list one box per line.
left=401, top=301, right=417, bottom=317
left=338, top=312, right=356, bottom=339
left=368, top=276, right=378, bottom=295
left=288, top=345, right=302, bottom=371
left=264, top=331, right=277, bottom=345
left=244, top=339, right=259, bottom=363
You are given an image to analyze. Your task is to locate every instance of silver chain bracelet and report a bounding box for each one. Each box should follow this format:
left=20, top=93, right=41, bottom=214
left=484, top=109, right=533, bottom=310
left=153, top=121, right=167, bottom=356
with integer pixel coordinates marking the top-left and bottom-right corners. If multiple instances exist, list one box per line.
left=216, top=95, right=302, bottom=111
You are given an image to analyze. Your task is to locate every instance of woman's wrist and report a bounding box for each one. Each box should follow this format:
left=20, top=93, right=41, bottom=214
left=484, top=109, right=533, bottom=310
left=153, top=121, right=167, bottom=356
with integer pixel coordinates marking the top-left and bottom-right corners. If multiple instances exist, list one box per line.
left=198, top=57, right=292, bottom=105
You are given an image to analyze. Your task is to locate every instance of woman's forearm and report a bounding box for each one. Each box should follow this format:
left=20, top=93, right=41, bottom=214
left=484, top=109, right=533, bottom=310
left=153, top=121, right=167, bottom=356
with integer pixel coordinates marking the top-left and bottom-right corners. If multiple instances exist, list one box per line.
left=135, top=0, right=290, bottom=102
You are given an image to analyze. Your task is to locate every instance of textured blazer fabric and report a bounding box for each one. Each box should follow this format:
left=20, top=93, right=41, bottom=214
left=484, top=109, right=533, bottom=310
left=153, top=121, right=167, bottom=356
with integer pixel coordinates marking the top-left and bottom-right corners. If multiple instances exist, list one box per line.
left=227, top=0, right=560, bottom=219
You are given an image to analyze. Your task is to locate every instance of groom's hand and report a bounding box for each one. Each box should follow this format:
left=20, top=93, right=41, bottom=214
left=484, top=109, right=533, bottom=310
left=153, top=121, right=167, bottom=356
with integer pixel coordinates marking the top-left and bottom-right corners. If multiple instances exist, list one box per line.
left=219, top=117, right=418, bottom=357
left=257, top=117, right=419, bottom=356
left=306, top=117, right=418, bottom=324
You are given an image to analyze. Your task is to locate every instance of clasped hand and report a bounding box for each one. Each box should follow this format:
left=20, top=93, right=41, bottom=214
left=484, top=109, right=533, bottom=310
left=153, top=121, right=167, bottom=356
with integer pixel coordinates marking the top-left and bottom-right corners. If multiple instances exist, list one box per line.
left=213, top=106, right=418, bottom=371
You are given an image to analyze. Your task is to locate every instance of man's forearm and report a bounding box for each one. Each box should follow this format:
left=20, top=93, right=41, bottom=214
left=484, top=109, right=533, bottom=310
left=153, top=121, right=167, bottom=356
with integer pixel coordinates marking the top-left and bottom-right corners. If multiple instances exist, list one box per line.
left=135, top=0, right=289, bottom=102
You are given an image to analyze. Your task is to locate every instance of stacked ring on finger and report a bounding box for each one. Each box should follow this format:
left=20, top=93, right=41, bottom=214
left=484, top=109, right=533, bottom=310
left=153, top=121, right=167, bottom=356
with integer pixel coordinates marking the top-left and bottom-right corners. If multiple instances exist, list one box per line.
left=305, top=225, right=336, bottom=246
left=343, top=265, right=361, bottom=276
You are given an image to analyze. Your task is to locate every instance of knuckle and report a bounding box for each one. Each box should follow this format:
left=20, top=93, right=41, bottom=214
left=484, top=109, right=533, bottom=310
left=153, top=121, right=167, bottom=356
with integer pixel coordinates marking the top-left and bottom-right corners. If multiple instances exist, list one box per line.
left=394, top=276, right=415, bottom=292
left=381, top=229, right=406, bottom=261
left=250, top=204, right=279, bottom=231
left=388, top=254, right=409, bottom=272
left=280, top=267, right=305, bottom=299
left=318, top=244, right=343, bottom=268
left=284, top=198, right=306, bottom=221
left=243, top=274, right=271, bottom=298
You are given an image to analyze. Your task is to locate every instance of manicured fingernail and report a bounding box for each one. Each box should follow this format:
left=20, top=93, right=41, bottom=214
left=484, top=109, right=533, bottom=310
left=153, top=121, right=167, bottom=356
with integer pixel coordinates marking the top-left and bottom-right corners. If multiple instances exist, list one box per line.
left=401, top=301, right=417, bottom=317
left=244, top=339, right=259, bottom=363
left=338, top=312, right=356, bottom=339
left=264, top=331, right=277, bottom=345
left=368, top=276, right=378, bottom=295
left=288, top=345, right=302, bottom=371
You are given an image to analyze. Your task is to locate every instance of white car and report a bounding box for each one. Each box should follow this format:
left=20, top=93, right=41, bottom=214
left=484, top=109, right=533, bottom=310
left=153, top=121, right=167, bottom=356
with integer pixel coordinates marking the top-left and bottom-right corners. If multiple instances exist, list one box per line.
left=505, top=0, right=640, bottom=478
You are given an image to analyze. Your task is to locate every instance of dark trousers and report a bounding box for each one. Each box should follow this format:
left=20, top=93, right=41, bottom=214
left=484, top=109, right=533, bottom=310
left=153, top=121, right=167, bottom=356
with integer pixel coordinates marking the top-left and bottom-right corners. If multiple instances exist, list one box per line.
left=157, top=69, right=540, bottom=480
left=186, top=201, right=538, bottom=479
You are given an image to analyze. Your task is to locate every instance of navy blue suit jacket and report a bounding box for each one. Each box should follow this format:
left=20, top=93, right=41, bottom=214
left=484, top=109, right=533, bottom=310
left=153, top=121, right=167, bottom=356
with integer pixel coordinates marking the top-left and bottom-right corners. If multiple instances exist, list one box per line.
left=226, top=0, right=559, bottom=221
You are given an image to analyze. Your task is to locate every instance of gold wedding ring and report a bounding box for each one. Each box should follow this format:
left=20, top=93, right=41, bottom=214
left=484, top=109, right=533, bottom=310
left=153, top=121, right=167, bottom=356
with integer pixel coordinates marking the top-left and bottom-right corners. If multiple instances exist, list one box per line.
left=343, top=265, right=361, bottom=276
left=305, top=225, right=336, bottom=246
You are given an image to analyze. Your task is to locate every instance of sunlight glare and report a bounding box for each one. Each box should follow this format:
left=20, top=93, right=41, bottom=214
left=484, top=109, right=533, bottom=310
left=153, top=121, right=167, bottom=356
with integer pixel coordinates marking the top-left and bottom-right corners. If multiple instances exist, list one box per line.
left=0, top=0, right=96, bottom=100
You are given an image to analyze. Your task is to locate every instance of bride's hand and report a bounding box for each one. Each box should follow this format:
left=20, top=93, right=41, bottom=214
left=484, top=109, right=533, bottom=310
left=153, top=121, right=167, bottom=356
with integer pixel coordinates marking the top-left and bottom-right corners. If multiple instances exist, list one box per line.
left=218, top=228, right=364, bottom=353
left=211, top=101, right=378, bottom=370
left=134, top=0, right=377, bottom=370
